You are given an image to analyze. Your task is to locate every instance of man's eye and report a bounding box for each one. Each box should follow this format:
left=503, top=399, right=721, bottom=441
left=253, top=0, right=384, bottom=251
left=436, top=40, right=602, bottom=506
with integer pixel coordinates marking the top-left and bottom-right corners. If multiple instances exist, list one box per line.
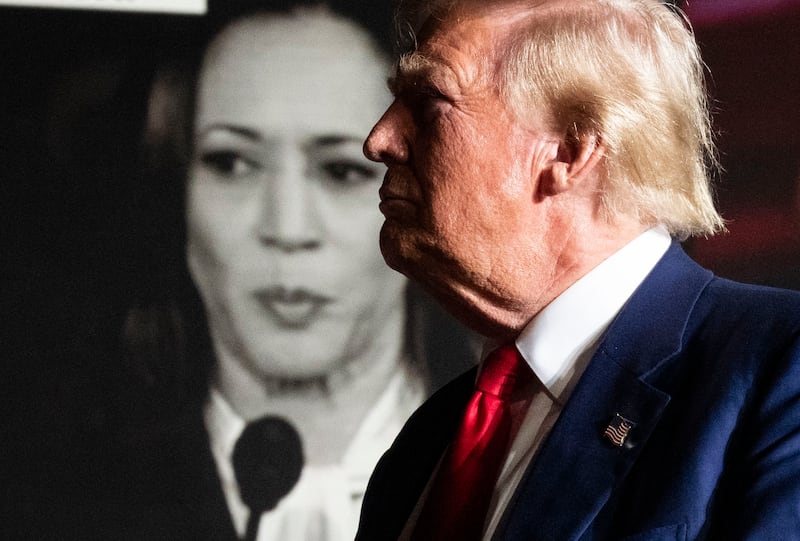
left=322, top=161, right=380, bottom=185
left=199, top=151, right=257, bottom=178
left=415, top=89, right=452, bottom=124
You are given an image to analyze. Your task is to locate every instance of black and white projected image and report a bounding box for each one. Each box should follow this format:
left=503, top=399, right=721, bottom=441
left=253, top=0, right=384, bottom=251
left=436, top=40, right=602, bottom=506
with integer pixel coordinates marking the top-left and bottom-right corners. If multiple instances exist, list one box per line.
left=2, top=1, right=478, bottom=540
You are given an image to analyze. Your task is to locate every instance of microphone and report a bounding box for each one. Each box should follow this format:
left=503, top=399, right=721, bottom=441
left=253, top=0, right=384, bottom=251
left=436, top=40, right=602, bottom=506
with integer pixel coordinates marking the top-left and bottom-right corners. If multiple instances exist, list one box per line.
left=232, top=416, right=304, bottom=541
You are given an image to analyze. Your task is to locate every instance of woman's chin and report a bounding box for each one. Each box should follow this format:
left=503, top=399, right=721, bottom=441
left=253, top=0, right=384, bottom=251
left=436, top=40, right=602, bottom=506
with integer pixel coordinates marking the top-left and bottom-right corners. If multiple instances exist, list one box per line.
left=252, top=359, right=345, bottom=387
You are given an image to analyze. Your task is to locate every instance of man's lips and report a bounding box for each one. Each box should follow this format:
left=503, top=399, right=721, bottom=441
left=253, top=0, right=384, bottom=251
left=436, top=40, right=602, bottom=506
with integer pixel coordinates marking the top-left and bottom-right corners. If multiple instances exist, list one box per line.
left=379, top=199, right=415, bottom=218
left=253, top=286, right=332, bottom=328
left=378, top=187, right=415, bottom=218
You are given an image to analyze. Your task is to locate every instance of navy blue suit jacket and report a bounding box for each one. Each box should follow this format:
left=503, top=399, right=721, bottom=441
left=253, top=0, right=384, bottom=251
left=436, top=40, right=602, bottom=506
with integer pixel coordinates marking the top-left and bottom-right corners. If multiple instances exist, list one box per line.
left=356, top=243, right=800, bottom=540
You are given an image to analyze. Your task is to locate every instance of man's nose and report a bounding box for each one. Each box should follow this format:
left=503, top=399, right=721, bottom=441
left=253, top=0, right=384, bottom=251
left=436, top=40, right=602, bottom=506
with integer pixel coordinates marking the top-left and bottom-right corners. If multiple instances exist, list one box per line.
left=363, top=100, right=410, bottom=164
left=256, top=150, right=321, bottom=252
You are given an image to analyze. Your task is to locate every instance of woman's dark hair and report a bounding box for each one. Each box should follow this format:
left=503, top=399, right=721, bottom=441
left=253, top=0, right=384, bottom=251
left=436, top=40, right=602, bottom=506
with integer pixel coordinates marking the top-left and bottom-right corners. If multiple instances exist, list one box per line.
left=122, top=0, right=474, bottom=421
left=206, top=0, right=395, bottom=53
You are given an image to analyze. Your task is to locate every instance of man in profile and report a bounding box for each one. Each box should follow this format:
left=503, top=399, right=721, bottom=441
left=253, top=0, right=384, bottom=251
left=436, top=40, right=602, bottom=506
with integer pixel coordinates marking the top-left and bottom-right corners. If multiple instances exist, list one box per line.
left=356, top=0, right=800, bottom=539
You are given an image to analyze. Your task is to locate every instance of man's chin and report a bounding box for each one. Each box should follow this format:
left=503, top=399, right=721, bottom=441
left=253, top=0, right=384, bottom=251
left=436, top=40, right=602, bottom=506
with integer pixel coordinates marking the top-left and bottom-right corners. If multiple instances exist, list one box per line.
left=380, top=248, right=410, bottom=276
left=379, top=229, right=416, bottom=277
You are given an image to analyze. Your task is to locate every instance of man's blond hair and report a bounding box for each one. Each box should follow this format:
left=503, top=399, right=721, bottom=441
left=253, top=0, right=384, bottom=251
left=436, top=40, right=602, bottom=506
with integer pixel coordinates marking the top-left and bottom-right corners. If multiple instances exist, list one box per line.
left=396, top=0, right=725, bottom=238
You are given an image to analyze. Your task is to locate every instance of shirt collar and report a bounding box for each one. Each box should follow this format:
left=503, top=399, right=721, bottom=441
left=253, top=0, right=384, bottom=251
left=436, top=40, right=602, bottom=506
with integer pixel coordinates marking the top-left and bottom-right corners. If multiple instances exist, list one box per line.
left=515, top=226, right=671, bottom=392
left=204, top=386, right=246, bottom=472
left=203, top=366, right=425, bottom=483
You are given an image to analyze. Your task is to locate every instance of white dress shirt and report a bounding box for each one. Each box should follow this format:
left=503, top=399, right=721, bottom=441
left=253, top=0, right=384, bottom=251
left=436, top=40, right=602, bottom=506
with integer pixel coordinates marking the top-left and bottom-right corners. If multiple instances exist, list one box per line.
left=397, top=226, right=671, bottom=540
left=204, top=364, right=424, bottom=541
left=483, top=225, right=672, bottom=539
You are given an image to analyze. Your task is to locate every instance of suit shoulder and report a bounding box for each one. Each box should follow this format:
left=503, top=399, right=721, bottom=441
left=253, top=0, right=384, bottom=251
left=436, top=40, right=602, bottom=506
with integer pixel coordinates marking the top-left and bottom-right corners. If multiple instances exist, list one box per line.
left=683, top=276, right=800, bottom=391
left=701, top=277, right=800, bottom=333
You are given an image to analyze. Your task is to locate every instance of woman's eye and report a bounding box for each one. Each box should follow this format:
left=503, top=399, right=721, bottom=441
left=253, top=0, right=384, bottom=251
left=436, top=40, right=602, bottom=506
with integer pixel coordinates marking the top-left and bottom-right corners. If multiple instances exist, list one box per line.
left=199, top=150, right=257, bottom=178
left=322, top=161, right=380, bottom=185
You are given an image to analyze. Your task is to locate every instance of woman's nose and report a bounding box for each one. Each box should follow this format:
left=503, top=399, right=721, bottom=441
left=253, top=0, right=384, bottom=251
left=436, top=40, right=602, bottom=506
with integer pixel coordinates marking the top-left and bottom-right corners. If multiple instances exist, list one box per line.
left=363, top=100, right=410, bottom=164
left=256, top=151, right=321, bottom=252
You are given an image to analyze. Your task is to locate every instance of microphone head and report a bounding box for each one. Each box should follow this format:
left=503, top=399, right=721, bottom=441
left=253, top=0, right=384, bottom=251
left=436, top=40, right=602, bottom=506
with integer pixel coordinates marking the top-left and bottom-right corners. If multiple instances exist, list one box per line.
left=232, top=416, right=304, bottom=513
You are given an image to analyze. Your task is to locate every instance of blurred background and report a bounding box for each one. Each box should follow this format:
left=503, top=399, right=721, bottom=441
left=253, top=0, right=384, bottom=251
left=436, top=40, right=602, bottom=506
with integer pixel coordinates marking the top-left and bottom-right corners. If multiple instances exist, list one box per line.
left=1, top=0, right=798, bottom=537
left=681, top=0, right=800, bottom=290
left=1, top=7, right=201, bottom=534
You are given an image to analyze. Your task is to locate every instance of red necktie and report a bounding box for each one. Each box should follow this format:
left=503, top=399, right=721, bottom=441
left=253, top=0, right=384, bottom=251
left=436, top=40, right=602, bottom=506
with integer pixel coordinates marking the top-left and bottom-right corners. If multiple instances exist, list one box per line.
left=411, top=344, right=533, bottom=540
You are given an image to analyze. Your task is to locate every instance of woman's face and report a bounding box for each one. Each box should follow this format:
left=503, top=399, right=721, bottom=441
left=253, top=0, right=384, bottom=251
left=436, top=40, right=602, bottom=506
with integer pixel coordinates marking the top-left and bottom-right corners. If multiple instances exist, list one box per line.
left=187, top=11, right=406, bottom=381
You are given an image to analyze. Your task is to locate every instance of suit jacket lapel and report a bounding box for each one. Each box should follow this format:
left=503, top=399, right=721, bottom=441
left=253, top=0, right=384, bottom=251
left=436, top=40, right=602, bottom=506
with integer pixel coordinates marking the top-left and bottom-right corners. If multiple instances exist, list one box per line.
left=356, top=367, right=478, bottom=540
left=499, top=243, right=713, bottom=541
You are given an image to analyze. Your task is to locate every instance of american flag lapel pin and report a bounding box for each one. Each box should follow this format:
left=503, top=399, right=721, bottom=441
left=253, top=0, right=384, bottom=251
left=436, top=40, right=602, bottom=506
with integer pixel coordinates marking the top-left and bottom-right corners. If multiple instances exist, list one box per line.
left=603, top=413, right=636, bottom=447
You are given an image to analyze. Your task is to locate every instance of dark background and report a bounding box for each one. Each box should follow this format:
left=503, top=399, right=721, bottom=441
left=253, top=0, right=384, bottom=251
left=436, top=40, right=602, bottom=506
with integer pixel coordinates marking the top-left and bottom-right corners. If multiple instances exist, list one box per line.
left=682, top=1, right=800, bottom=290
left=0, top=7, right=201, bottom=532
left=1, top=0, right=798, bottom=534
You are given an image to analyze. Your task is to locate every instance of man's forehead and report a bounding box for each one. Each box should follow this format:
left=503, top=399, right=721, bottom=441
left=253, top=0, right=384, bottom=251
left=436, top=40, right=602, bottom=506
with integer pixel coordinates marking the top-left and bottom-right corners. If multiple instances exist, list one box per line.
left=392, top=3, right=533, bottom=82
left=391, top=32, right=483, bottom=92
left=407, top=0, right=556, bottom=38
left=400, top=0, right=555, bottom=63
left=390, top=0, right=583, bottom=96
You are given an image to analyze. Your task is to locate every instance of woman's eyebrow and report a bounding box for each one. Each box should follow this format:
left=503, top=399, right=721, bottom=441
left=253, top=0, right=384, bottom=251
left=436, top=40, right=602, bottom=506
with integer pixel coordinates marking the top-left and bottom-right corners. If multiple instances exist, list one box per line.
left=196, top=123, right=262, bottom=142
left=312, top=134, right=364, bottom=147
left=195, top=129, right=365, bottom=149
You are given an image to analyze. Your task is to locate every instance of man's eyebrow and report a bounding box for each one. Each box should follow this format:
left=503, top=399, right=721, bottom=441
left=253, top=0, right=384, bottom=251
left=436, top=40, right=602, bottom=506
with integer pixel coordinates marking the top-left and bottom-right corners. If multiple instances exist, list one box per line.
left=398, top=51, right=435, bottom=76
left=389, top=51, right=440, bottom=94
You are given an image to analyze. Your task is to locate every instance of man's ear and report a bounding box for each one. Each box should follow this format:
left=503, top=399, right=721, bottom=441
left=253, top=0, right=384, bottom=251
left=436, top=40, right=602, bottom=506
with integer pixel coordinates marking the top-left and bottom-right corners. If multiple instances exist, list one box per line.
left=539, top=132, right=604, bottom=196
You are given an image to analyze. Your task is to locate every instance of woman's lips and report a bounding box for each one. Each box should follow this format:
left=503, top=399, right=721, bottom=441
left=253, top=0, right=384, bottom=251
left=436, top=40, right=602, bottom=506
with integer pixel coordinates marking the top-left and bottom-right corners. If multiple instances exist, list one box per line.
left=254, top=286, right=332, bottom=328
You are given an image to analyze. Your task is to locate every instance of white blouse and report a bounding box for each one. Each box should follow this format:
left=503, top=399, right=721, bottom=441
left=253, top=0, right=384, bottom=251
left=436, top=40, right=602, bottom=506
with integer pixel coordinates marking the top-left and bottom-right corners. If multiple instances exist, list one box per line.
left=204, top=365, right=425, bottom=541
